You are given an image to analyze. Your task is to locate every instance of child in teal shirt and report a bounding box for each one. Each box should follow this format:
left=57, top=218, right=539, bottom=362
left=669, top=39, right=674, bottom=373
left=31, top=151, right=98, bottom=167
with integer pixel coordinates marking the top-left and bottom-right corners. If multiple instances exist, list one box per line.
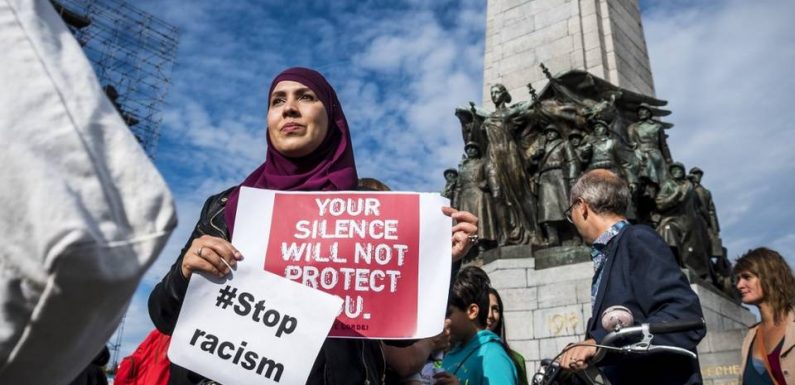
left=434, top=267, right=518, bottom=385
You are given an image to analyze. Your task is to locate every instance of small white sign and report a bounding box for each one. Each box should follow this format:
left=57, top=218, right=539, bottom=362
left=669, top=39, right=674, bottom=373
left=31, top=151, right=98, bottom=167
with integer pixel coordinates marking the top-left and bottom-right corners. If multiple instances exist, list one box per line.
left=169, top=269, right=343, bottom=385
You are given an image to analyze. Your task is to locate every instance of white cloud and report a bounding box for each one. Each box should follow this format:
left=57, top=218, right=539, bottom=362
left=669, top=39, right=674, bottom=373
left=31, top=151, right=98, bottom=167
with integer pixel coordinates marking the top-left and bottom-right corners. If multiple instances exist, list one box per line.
left=345, top=4, right=485, bottom=190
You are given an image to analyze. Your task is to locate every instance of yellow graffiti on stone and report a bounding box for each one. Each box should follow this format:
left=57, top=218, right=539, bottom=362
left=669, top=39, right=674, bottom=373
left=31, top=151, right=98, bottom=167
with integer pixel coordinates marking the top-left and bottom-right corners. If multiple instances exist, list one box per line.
left=547, top=312, right=581, bottom=336
left=701, top=364, right=740, bottom=378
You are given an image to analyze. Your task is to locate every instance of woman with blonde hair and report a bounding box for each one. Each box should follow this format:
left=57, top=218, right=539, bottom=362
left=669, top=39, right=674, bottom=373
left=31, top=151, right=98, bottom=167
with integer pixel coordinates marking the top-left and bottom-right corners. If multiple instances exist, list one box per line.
left=735, top=247, right=795, bottom=385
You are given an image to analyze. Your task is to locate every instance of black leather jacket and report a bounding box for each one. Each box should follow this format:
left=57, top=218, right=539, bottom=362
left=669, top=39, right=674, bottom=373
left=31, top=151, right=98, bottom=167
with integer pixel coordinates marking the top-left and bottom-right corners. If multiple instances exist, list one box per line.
left=148, top=188, right=387, bottom=385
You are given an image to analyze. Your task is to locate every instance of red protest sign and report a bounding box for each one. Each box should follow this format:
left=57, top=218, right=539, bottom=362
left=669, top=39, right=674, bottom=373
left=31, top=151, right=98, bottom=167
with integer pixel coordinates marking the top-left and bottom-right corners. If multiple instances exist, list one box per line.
left=264, top=193, right=420, bottom=338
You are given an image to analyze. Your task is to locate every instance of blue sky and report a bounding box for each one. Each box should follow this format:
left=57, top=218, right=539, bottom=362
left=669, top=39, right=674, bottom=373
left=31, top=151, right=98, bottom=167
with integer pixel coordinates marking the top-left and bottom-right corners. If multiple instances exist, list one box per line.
left=109, top=0, right=794, bottom=362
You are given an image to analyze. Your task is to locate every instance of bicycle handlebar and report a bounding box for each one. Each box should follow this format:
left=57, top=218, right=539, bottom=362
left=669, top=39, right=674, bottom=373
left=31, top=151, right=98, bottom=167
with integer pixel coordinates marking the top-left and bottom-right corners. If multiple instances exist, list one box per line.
left=533, top=319, right=705, bottom=385
left=593, top=318, right=704, bottom=363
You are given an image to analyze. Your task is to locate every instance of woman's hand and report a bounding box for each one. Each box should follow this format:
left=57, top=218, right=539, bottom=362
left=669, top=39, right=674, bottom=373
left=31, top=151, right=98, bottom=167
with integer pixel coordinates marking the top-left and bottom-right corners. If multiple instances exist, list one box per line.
left=442, top=207, right=478, bottom=262
left=181, top=235, right=243, bottom=279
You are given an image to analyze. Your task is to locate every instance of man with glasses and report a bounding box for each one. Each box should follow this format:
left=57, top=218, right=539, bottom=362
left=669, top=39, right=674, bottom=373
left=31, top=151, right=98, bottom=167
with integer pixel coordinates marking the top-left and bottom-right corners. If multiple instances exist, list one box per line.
left=558, top=169, right=705, bottom=385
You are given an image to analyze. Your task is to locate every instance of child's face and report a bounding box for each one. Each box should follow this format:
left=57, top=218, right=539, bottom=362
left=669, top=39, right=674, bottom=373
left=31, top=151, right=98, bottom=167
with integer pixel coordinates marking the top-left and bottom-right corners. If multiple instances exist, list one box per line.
left=486, top=293, right=501, bottom=332
left=446, top=304, right=478, bottom=344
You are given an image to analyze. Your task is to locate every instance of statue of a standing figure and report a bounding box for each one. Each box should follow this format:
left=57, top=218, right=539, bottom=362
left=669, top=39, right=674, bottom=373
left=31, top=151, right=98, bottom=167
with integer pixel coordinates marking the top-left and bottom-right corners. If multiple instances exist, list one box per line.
left=583, top=120, right=642, bottom=220
left=568, top=129, right=590, bottom=171
left=688, top=167, right=721, bottom=251
left=655, top=162, right=712, bottom=279
left=442, top=168, right=459, bottom=207
left=582, top=120, right=638, bottom=186
left=483, top=84, right=538, bottom=245
left=628, top=103, right=671, bottom=185
left=455, top=101, right=488, bottom=151
left=688, top=167, right=732, bottom=295
left=530, top=124, right=579, bottom=246
left=455, top=142, right=498, bottom=248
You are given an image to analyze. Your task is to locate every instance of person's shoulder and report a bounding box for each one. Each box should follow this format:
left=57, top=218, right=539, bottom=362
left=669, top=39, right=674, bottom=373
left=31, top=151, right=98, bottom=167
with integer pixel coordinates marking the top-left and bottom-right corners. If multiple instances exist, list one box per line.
left=477, top=332, right=510, bottom=358
left=615, top=224, right=672, bottom=260
left=621, top=223, right=664, bottom=243
left=477, top=334, right=518, bottom=381
left=212, top=186, right=237, bottom=201
left=623, top=223, right=655, bottom=235
left=477, top=329, right=501, bottom=343
left=201, top=186, right=236, bottom=208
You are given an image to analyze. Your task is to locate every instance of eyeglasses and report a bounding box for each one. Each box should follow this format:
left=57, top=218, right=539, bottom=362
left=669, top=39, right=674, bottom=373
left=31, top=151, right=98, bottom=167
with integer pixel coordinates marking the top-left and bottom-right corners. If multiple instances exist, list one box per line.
left=564, top=199, right=582, bottom=223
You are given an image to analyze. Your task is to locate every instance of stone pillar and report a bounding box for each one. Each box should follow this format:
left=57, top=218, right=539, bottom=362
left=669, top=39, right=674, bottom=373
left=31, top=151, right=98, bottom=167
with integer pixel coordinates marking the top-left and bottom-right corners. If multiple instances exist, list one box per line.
left=483, top=0, right=655, bottom=104
left=484, top=256, right=755, bottom=385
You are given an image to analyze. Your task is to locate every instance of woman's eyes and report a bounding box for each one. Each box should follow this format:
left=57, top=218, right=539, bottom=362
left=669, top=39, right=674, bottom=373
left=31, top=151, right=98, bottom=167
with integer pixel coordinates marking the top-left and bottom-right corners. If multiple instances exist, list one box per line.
left=271, top=94, right=316, bottom=105
left=737, top=273, right=755, bottom=281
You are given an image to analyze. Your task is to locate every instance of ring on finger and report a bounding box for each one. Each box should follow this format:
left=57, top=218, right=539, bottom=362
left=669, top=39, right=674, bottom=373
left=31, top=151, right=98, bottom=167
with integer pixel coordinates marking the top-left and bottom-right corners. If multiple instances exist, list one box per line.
left=467, top=234, right=479, bottom=245
left=197, top=246, right=204, bottom=257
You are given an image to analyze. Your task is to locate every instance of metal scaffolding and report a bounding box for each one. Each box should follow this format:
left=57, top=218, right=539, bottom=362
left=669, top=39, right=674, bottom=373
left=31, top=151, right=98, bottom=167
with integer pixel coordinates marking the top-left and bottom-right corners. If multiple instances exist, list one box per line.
left=52, top=0, right=179, bottom=157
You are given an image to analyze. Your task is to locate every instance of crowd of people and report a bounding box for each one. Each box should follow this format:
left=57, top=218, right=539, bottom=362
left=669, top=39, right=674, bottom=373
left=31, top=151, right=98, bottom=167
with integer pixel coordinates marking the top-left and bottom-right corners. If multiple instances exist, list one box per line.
left=60, top=66, right=795, bottom=385
left=138, top=67, right=792, bottom=385
left=4, top=5, right=792, bottom=383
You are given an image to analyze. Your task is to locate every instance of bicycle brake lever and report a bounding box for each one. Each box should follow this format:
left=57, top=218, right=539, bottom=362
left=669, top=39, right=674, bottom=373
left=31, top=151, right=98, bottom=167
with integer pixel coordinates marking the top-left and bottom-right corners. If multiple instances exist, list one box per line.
left=622, top=324, right=654, bottom=352
left=638, top=323, right=653, bottom=347
left=646, top=345, right=697, bottom=359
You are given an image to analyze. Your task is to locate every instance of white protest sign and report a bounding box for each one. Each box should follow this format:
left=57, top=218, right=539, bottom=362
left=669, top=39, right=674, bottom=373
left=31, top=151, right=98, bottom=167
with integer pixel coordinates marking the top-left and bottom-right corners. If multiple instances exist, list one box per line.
left=169, top=269, right=343, bottom=385
left=232, top=187, right=452, bottom=339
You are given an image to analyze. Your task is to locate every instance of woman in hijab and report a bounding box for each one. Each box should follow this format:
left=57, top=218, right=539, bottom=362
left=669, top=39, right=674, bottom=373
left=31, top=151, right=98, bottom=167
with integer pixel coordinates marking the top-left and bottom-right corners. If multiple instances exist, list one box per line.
left=148, top=67, right=478, bottom=385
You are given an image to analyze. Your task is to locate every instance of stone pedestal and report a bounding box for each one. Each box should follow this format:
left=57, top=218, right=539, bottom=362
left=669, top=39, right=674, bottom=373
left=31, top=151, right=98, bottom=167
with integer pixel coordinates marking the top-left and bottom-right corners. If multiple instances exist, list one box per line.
left=483, top=251, right=755, bottom=385
left=694, top=284, right=755, bottom=385
left=483, top=254, right=593, bottom=380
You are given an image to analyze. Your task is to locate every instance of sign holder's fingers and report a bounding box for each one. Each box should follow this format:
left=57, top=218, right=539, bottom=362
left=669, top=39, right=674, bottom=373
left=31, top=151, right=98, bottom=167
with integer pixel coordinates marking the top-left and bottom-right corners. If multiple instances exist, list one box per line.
left=200, top=236, right=240, bottom=268
left=189, top=256, right=224, bottom=278
left=218, top=256, right=233, bottom=272
left=198, top=247, right=231, bottom=276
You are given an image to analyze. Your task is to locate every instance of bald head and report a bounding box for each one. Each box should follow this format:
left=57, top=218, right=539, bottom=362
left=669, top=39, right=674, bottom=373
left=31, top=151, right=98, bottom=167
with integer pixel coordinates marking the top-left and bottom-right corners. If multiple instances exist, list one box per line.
left=569, top=169, right=630, bottom=216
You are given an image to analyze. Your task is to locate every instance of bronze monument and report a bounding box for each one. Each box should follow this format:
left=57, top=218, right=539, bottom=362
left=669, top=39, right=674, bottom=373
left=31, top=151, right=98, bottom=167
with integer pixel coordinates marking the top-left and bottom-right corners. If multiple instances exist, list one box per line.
left=445, top=66, right=731, bottom=296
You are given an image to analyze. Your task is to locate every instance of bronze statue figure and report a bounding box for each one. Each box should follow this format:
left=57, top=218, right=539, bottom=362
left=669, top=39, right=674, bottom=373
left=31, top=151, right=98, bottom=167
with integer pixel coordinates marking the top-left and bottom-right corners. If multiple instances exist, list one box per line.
left=568, top=129, right=590, bottom=171
left=688, top=167, right=733, bottom=296
left=655, top=162, right=712, bottom=279
left=481, top=84, right=538, bottom=245
left=628, top=103, right=671, bottom=185
left=583, top=120, right=639, bottom=198
left=442, top=168, right=459, bottom=207
left=688, top=167, right=721, bottom=252
left=455, top=101, right=488, bottom=152
left=529, top=124, right=579, bottom=246
left=455, top=142, right=498, bottom=247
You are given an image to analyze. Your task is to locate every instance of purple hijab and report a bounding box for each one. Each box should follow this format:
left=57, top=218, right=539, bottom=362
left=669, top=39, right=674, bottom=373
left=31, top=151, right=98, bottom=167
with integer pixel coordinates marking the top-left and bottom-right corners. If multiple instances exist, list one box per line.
left=224, top=67, right=358, bottom=235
